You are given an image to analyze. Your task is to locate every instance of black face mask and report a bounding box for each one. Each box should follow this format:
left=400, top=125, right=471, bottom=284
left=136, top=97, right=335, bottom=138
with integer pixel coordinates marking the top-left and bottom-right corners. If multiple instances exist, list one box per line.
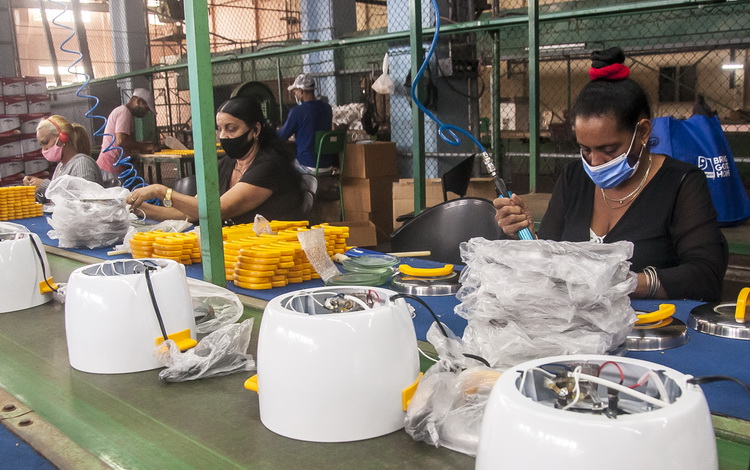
left=220, top=129, right=255, bottom=159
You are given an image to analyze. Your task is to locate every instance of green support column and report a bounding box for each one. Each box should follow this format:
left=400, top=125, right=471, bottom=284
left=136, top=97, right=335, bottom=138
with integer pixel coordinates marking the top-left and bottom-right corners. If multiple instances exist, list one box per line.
left=410, top=0, right=426, bottom=215
left=184, top=0, right=225, bottom=285
left=528, top=0, right=540, bottom=192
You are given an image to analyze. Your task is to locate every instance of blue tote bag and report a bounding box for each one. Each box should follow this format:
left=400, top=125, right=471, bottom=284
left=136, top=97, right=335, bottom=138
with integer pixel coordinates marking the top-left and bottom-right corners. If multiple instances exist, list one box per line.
left=650, top=115, right=750, bottom=226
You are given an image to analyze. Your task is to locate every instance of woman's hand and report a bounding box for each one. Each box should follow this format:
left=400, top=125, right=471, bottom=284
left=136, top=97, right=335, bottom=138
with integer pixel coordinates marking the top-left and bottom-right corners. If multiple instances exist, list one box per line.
left=22, top=175, right=42, bottom=188
left=493, top=193, right=535, bottom=238
left=127, top=184, right=167, bottom=210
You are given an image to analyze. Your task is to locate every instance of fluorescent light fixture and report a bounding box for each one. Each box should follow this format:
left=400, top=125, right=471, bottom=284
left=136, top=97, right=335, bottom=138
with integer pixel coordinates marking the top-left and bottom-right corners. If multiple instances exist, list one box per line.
left=526, top=43, right=586, bottom=52
left=722, top=63, right=744, bottom=70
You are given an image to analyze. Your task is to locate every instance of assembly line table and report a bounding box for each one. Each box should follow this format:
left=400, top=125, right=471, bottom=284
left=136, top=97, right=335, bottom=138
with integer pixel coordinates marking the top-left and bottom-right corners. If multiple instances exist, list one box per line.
left=1, top=217, right=749, bottom=469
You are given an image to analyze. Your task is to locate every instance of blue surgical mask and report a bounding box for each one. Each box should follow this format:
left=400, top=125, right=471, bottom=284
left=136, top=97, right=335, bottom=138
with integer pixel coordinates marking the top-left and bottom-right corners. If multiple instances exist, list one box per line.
left=581, top=125, right=643, bottom=189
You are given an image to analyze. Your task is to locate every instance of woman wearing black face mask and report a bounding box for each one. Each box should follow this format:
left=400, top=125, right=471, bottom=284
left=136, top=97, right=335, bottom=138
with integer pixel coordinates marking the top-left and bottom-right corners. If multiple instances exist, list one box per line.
left=129, top=97, right=304, bottom=224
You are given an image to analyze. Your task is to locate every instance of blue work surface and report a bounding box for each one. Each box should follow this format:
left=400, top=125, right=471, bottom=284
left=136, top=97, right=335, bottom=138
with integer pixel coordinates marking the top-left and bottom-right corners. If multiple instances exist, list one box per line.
left=11, top=217, right=750, bottom=421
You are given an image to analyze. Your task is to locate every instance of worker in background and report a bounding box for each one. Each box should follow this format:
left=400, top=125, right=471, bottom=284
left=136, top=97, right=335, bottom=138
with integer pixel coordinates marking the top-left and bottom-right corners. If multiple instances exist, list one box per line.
left=277, top=73, right=334, bottom=174
left=494, top=47, right=727, bottom=302
left=23, top=115, right=102, bottom=201
left=96, top=88, right=159, bottom=178
left=128, top=96, right=304, bottom=225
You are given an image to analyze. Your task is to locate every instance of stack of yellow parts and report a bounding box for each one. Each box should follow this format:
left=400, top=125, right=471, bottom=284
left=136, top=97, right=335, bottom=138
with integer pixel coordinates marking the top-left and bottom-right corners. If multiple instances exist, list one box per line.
left=220, top=222, right=348, bottom=290
left=0, top=186, right=42, bottom=220
left=152, top=149, right=194, bottom=155
left=130, top=231, right=201, bottom=265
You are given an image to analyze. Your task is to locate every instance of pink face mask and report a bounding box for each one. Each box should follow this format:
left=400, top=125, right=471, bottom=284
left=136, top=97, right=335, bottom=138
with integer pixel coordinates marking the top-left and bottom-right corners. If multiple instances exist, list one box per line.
left=42, top=138, right=63, bottom=163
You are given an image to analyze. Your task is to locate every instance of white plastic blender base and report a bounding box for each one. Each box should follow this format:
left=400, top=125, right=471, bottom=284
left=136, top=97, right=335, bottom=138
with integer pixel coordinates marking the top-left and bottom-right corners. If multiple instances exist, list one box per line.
left=254, top=286, right=420, bottom=442
left=475, top=354, right=717, bottom=470
left=65, top=259, right=196, bottom=374
left=0, top=227, right=53, bottom=313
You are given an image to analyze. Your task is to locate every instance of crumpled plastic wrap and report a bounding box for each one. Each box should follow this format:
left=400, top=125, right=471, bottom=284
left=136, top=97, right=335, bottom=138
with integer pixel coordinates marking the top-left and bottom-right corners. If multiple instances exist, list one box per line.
left=187, top=278, right=244, bottom=334
left=46, top=175, right=130, bottom=249
left=253, top=214, right=273, bottom=235
left=404, top=238, right=638, bottom=456
left=455, top=238, right=637, bottom=370
left=405, top=324, right=502, bottom=455
left=155, top=318, right=255, bottom=382
left=117, top=219, right=194, bottom=253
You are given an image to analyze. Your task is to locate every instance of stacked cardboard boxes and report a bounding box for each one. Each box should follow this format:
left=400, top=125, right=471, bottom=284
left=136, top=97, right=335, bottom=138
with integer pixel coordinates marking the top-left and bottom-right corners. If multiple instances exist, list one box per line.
left=0, top=77, right=51, bottom=187
left=392, top=177, right=498, bottom=229
left=341, top=141, right=398, bottom=244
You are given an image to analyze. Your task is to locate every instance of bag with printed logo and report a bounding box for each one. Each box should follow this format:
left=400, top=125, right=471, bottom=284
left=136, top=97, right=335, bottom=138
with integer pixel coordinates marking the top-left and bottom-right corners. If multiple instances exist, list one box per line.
left=650, top=114, right=750, bottom=226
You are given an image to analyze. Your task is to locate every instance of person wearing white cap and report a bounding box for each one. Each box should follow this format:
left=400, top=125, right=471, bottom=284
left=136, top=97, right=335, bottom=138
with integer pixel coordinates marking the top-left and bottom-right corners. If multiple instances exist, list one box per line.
left=96, top=87, right=159, bottom=177
left=278, top=73, right=334, bottom=174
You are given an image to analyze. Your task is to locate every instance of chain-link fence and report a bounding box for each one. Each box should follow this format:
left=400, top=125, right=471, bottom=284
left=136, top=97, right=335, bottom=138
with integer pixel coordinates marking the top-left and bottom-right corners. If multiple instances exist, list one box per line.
left=10, top=0, right=750, bottom=192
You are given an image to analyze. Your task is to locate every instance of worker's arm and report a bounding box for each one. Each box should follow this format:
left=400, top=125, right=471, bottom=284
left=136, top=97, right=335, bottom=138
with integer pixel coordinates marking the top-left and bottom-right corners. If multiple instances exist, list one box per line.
left=129, top=182, right=272, bottom=223
left=115, top=131, right=158, bottom=154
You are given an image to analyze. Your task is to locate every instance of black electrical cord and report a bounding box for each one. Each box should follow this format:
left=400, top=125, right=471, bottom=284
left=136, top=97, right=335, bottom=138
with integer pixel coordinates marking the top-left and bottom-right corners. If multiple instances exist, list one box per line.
left=28, top=234, right=58, bottom=292
left=688, top=375, right=750, bottom=398
left=389, top=293, right=491, bottom=368
left=144, top=266, right=169, bottom=342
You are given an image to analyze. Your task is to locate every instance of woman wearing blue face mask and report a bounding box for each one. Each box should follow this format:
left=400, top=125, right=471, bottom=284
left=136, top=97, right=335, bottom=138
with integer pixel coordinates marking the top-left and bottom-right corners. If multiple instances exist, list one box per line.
left=129, top=97, right=304, bottom=224
left=23, top=115, right=103, bottom=201
left=494, top=47, right=727, bottom=301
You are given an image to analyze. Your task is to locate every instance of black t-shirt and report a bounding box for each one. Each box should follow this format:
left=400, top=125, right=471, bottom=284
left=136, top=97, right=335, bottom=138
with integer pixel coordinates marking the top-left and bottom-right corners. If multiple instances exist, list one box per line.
left=217, top=147, right=304, bottom=225
left=539, top=157, right=727, bottom=301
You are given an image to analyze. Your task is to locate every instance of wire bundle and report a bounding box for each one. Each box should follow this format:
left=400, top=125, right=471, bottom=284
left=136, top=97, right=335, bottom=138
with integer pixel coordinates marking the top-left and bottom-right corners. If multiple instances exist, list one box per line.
left=0, top=186, right=41, bottom=220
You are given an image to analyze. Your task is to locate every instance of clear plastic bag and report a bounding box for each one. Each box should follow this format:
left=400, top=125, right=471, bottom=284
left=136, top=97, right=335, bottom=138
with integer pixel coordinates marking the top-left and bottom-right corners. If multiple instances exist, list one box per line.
left=372, top=53, right=396, bottom=95
left=155, top=318, right=255, bottom=382
left=253, top=214, right=273, bottom=235
left=187, top=278, right=244, bottom=334
left=298, top=228, right=339, bottom=282
left=404, top=341, right=502, bottom=457
left=116, top=219, right=194, bottom=253
left=46, top=175, right=131, bottom=249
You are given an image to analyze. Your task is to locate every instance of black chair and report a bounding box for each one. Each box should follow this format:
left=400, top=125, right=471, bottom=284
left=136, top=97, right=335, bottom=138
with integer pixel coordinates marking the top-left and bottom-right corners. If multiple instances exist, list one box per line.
left=173, top=175, right=197, bottom=196
left=299, top=173, right=318, bottom=218
left=390, top=197, right=506, bottom=265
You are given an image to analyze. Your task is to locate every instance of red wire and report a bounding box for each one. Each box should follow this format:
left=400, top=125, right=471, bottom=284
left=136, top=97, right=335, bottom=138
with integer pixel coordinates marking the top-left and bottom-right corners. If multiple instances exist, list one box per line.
left=597, top=361, right=625, bottom=384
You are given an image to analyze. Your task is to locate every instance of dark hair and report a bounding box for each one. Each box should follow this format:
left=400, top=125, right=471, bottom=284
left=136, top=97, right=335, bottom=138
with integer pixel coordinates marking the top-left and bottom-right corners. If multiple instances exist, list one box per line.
left=217, top=96, right=292, bottom=159
left=573, top=47, right=651, bottom=132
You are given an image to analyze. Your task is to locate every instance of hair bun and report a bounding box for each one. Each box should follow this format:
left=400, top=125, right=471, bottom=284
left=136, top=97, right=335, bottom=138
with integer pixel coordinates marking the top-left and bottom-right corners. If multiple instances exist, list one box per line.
left=589, top=47, right=630, bottom=81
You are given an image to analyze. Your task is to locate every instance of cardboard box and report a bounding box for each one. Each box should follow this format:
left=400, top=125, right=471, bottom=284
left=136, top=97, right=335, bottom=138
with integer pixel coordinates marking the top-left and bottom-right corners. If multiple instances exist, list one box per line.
left=392, top=178, right=444, bottom=228
left=343, top=141, right=397, bottom=178
left=330, top=220, right=377, bottom=248
left=466, top=178, right=498, bottom=201
left=342, top=176, right=396, bottom=213
left=345, top=209, right=393, bottom=243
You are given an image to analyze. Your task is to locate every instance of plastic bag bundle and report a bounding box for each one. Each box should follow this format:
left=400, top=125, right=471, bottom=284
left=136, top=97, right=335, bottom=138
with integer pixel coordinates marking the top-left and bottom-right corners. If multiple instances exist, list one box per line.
left=155, top=318, right=255, bottom=382
left=405, top=323, right=502, bottom=456
left=455, top=238, right=638, bottom=370
left=117, top=219, right=194, bottom=253
left=46, top=175, right=130, bottom=249
left=372, top=53, right=396, bottom=95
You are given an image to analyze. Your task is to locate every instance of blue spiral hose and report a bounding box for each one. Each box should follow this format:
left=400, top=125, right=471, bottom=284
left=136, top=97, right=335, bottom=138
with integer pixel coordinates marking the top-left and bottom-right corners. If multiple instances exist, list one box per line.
left=50, top=2, right=146, bottom=192
left=411, top=0, right=534, bottom=240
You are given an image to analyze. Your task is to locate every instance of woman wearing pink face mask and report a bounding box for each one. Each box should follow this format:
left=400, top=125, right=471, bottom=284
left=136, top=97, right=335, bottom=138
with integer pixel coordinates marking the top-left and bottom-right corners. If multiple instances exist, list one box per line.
left=23, top=115, right=103, bottom=200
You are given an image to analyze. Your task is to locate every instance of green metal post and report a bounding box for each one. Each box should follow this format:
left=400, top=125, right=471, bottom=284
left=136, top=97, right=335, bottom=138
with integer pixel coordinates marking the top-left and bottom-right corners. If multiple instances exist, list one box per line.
left=276, top=58, right=284, bottom=126
left=184, top=0, right=225, bottom=286
left=491, top=30, right=505, bottom=180
left=528, top=0, right=540, bottom=192
left=410, top=0, right=426, bottom=215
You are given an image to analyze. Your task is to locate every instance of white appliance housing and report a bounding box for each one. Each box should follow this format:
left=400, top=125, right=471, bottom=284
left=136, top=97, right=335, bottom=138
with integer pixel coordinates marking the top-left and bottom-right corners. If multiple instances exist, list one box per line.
left=476, top=354, right=717, bottom=470
left=0, top=224, right=53, bottom=313
left=254, top=286, right=420, bottom=442
left=65, top=259, right=196, bottom=374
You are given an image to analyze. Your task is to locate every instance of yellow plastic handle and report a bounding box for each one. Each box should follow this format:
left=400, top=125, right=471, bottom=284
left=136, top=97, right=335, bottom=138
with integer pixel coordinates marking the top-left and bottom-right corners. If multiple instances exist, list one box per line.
left=636, top=303, right=676, bottom=325
left=244, top=375, right=259, bottom=392
left=401, top=373, right=423, bottom=411
left=736, top=287, right=749, bottom=323
left=398, top=264, right=454, bottom=277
